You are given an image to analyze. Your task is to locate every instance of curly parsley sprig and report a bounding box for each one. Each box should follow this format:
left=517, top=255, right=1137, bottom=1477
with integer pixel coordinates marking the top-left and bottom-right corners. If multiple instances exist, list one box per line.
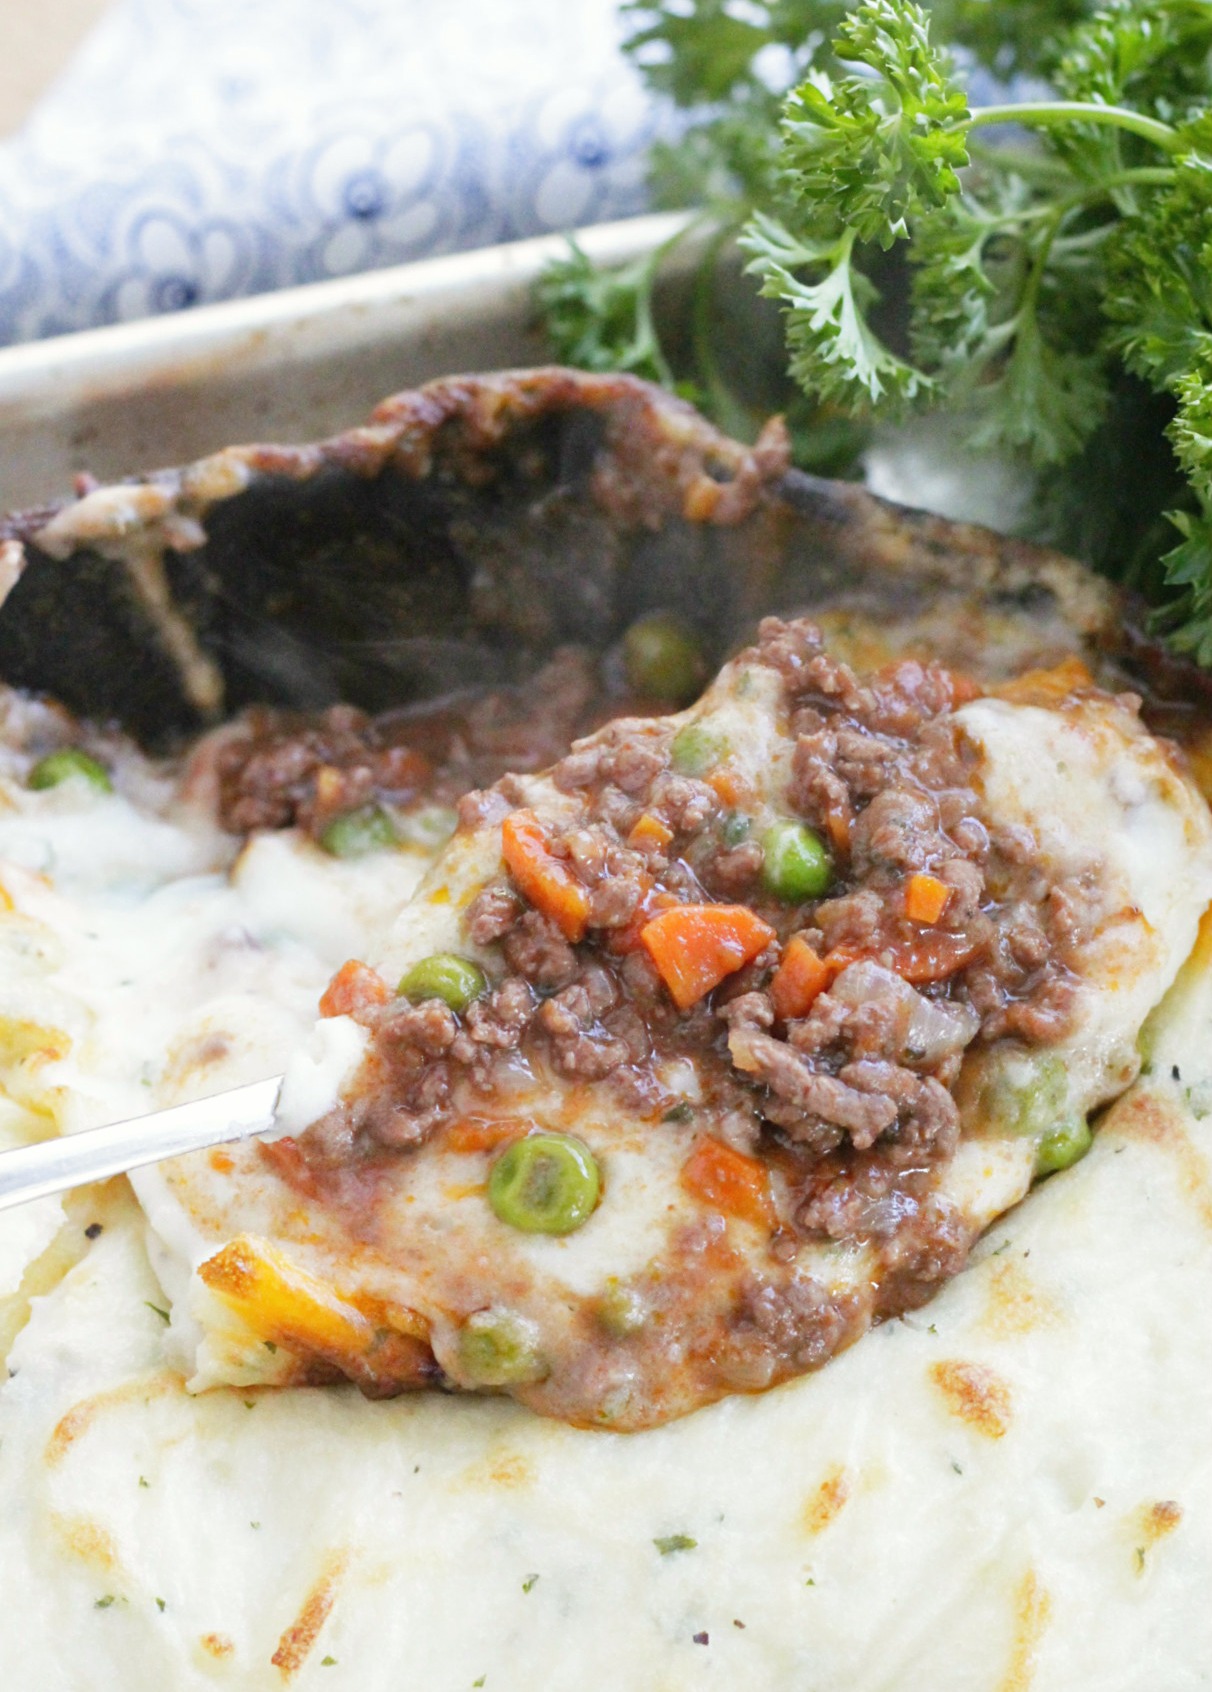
left=538, top=0, right=1212, bottom=659
left=741, top=0, right=1212, bottom=654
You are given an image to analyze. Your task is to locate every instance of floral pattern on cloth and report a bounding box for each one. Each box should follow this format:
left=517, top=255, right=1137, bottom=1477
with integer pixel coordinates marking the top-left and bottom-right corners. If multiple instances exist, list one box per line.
left=0, top=0, right=669, bottom=345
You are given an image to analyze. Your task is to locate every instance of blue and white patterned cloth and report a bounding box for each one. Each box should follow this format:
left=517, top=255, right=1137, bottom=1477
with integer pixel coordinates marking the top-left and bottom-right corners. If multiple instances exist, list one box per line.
left=0, top=0, right=668, bottom=345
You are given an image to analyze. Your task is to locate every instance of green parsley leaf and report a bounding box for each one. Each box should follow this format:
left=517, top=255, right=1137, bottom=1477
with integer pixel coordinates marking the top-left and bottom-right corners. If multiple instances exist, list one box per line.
left=535, top=238, right=677, bottom=387
left=743, top=213, right=930, bottom=410
left=777, top=0, right=970, bottom=248
left=537, top=0, right=1212, bottom=661
left=654, top=1533, right=698, bottom=1554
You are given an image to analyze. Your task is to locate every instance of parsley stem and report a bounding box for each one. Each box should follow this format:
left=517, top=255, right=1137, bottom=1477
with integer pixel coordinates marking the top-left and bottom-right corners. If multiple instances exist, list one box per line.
left=1093, top=166, right=1178, bottom=192
left=692, top=222, right=761, bottom=441
left=635, top=249, right=676, bottom=390
left=970, top=101, right=1180, bottom=155
left=640, top=214, right=713, bottom=391
left=967, top=141, right=1073, bottom=184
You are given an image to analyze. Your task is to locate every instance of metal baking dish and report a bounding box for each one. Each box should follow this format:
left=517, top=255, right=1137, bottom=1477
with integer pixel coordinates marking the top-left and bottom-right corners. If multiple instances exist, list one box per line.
left=0, top=211, right=1193, bottom=756
left=0, top=213, right=693, bottom=514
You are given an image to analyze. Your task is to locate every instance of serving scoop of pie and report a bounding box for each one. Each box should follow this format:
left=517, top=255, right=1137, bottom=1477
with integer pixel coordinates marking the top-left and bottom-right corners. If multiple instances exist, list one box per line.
left=135, top=619, right=1212, bottom=1427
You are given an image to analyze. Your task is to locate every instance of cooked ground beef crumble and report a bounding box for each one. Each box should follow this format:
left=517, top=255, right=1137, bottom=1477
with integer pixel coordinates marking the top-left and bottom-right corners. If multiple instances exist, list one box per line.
left=214, top=647, right=627, bottom=839
left=287, top=619, right=1098, bottom=1263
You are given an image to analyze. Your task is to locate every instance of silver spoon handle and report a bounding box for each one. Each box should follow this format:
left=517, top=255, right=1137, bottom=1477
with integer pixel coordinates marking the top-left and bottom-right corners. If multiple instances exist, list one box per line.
left=0, top=1075, right=283, bottom=1213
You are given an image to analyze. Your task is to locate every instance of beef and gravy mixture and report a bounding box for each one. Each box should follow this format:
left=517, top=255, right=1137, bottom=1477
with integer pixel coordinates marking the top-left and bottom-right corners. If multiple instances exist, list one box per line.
left=127, top=616, right=1212, bottom=1427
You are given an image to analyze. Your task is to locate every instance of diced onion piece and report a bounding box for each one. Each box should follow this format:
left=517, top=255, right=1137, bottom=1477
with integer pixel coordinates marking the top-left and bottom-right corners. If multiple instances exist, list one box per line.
left=501, top=809, right=591, bottom=942
left=641, top=903, right=776, bottom=1009
left=904, top=992, right=981, bottom=1065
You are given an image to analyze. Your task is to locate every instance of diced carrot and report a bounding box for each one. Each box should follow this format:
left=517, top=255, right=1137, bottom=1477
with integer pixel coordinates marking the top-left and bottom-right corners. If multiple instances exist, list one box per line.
left=681, top=1136, right=775, bottom=1228
left=501, top=810, right=591, bottom=942
left=446, top=1118, right=528, bottom=1155
left=319, top=958, right=392, bottom=1019
left=905, top=872, right=952, bottom=925
left=823, top=931, right=982, bottom=985
left=707, top=767, right=744, bottom=806
left=314, top=764, right=346, bottom=807
left=770, top=935, right=832, bottom=1020
left=884, top=930, right=984, bottom=983
left=198, top=1233, right=432, bottom=1391
left=641, top=903, right=777, bottom=1009
left=821, top=802, right=852, bottom=856
left=627, top=812, right=674, bottom=851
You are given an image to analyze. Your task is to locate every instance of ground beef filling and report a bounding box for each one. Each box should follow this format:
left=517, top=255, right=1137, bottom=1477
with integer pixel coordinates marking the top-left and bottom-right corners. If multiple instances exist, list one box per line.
left=214, top=648, right=629, bottom=840
left=297, top=619, right=1097, bottom=1265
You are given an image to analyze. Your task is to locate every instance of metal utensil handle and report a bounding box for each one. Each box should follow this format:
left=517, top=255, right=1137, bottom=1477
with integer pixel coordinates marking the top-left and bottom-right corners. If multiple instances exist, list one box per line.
left=0, top=1075, right=283, bottom=1213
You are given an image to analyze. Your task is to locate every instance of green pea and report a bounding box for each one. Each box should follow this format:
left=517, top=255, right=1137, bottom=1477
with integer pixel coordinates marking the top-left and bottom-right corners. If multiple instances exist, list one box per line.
left=488, top=1132, right=601, bottom=1235
left=598, top=1281, right=648, bottom=1337
left=991, top=1056, right=1068, bottom=1138
left=457, top=1309, right=549, bottom=1386
left=623, top=613, right=708, bottom=706
left=397, top=953, right=487, bottom=1013
left=1034, top=1118, right=1092, bottom=1176
left=671, top=723, right=726, bottom=777
left=28, top=749, right=111, bottom=793
left=397, top=804, right=459, bottom=850
left=761, top=819, right=832, bottom=902
left=319, top=803, right=398, bottom=858
left=719, top=810, right=751, bottom=848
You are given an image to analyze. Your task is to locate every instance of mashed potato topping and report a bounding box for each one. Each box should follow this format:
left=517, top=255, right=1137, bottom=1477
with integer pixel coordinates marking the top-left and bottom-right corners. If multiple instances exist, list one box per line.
left=3, top=627, right=1212, bottom=1686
